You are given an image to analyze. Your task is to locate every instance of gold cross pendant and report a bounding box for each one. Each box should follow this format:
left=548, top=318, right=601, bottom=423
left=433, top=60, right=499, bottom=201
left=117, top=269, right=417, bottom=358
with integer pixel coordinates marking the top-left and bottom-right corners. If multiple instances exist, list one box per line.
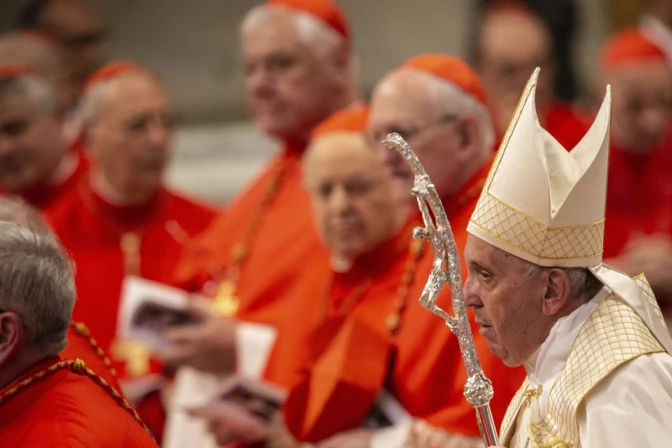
left=212, top=280, right=240, bottom=317
left=111, top=340, right=151, bottom=377
left=120, top=232, right=142, bottom=276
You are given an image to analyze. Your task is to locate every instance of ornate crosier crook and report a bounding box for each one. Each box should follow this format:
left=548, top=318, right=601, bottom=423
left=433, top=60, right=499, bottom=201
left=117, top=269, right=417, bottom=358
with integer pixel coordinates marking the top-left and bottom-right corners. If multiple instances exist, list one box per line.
left=384, top=133, right=498, bottom=447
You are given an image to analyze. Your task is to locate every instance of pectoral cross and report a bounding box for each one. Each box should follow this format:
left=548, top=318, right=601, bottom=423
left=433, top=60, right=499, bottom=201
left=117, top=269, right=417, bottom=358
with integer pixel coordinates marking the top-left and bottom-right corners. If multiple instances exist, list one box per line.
left=112, top=340, right=151, bottom=377
left=212, top=280, right=240, bottom=317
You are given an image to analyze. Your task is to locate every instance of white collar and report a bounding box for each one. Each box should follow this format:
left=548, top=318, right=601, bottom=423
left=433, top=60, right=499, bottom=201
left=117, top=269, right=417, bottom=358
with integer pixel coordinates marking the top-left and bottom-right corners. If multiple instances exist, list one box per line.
left=524, top=288, right=609, bottom=386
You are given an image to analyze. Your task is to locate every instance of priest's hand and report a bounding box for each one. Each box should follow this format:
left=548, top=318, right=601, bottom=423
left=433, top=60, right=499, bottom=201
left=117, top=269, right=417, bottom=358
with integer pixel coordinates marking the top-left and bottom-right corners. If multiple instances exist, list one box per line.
left=155, top=299, right=237, bottom=374
left=189, top=403, right=301, bottom=448
left=315, top=429, right=373, bottom=448
left=406, top=420, right=483, bottom=448
left=187, top=401, right=266, bottom=445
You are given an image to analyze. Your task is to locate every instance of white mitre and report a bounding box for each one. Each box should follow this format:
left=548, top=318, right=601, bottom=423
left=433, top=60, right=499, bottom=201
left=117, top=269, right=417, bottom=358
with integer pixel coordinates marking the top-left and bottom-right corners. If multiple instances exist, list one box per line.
left=467, top=68, right=672, bottom=353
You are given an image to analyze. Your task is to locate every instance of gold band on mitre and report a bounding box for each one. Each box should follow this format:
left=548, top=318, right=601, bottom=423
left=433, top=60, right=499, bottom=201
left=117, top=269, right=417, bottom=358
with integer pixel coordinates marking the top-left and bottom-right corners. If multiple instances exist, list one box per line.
left=467, top=68, right=611, bottom=268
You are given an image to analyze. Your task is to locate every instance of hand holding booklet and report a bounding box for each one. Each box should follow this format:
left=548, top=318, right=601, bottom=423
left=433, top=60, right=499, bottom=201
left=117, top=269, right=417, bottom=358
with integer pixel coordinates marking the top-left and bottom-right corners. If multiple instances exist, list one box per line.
left=117, top=276, right=201, bottom=351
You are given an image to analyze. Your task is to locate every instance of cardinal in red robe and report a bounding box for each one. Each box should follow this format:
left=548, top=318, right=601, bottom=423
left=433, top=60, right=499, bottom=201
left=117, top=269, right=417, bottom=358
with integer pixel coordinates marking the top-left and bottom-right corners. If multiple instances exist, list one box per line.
left=45, top=62, right=216, bottom=442
left=474, top=1, right=590, bottom=151
left=170, top=0, right=359, bottom=325
left=189, top=55, right=524, bottom=448
left=597, top=28, right=672, bottom=306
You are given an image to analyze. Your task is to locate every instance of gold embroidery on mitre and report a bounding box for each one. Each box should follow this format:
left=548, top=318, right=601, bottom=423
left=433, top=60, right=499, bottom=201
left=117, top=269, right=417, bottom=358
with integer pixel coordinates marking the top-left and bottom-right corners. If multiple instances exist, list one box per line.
left=469, top=193, right=605, bottom=261
left=528, top=294, right=664, bottom=447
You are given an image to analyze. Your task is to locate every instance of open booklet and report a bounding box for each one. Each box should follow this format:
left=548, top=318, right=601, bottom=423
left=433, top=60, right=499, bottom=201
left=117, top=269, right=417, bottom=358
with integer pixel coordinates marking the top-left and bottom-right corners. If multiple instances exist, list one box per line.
left=117, top=276, right=198, bottom=351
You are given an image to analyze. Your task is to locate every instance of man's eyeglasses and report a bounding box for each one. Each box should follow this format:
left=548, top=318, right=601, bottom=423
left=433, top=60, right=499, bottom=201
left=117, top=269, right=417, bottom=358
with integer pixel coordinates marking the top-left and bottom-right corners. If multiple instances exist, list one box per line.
left=367, top=113, right=459, bottom=146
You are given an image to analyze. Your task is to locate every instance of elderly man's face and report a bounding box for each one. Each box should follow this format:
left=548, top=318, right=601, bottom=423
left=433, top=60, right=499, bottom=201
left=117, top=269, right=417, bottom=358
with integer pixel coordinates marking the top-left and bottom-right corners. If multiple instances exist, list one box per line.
left=304, top=133, right=406, bottom=261
left=368, top=69, right=465, bottom=201
left=478, top=12, right=553, bottom=124
left=42, top=0, right=108, bottom=90
left=87, top=72, right=173, bottom=203
left=609, top=62, right=672, bottom=153
left=463, top=234, right=549, bottom=367
left=0, top=90, right=66, bottom=192
left=242, top=14, right=345, bottom=142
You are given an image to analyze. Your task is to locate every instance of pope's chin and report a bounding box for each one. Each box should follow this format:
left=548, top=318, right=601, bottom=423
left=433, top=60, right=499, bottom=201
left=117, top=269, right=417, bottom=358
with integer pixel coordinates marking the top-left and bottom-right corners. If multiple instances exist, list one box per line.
left=483, top=334, right=518, bottom=367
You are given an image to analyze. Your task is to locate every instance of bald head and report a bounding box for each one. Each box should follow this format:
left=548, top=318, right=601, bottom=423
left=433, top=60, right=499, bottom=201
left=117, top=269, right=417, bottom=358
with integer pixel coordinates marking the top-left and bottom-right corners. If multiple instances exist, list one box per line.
left=82, top=68, right=173, bottom=204
left=304, top=131, right=406, bottom=264
left=18, top=0, right=107, bottom=92
left=476, top=7, right=554, bottom=126
left=368, top=66, right=492, bottom=201
left=0, top=32, right=73, bottom=110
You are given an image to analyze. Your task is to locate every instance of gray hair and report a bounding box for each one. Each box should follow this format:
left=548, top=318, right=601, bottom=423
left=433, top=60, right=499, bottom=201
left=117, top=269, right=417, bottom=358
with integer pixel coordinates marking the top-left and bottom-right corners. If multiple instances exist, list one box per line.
left=241, top=5, right=344, bottom=59
left=425, top=72, right=495, bottom=153
left=523, top=262, right=603, bottom=302
left=0, top=196, right=49, bottom=233
left=0, top=73, right=58, bottom=115
left=0, top=222, right=75, bottom=355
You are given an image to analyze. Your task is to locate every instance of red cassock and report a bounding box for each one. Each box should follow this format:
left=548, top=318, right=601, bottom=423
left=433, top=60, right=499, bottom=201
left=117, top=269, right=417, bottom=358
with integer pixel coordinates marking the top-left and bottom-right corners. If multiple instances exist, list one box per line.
left=0, top=356, right=158, bottom=447
left=280, top=161, right=526, bottom=442
left=603, top=134, right=672, bottom=259
left=62, top=321, right=122, bottom=393
left=44, top=179, right=216, bottom=440
left=493, top=100, right=590, bottom=151
left=0, top=152, right=88, bottom=212
left=172, top=143, right=327, bottom=324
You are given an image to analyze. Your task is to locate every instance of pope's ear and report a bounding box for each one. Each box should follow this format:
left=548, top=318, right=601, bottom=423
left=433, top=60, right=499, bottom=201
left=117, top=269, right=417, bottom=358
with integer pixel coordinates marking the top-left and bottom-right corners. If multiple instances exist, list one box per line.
left=0, top=312, right=25, bottom=366
left=541, top=268, right=571, bottom=316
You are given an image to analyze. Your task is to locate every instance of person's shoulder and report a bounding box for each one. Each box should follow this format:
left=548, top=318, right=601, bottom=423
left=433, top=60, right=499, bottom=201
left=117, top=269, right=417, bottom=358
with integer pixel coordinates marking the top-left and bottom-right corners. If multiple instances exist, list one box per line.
left=588, top=351, right=672, bottom=405
left=45, top=368, right=157, bottom=446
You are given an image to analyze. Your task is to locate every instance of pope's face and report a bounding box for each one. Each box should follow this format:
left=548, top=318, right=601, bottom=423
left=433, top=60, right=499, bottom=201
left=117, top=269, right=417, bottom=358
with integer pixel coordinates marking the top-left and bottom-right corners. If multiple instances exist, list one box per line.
left=463, top=234, right=549, bottom=367
left=87, top=72, right=173, bottom=203
left=304, top=133, right=407, bottom=262
left=0, top=90, right=66, bottom=192
left=609, top=62, right=672, bottom=153
left=242, top=13, right=344, bottom=142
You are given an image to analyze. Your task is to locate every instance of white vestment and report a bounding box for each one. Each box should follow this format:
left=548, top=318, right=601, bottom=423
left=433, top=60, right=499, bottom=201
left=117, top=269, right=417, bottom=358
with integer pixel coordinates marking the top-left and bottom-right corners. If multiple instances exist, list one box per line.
left=509, top=289, right=672, bottom=448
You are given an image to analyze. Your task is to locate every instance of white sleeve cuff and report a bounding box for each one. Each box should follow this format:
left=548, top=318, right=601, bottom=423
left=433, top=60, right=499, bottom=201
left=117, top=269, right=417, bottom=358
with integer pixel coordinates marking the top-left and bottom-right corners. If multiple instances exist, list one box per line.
left=370, top=420, right=412, bottom=448
left=235, top=322, right=278, bottom=379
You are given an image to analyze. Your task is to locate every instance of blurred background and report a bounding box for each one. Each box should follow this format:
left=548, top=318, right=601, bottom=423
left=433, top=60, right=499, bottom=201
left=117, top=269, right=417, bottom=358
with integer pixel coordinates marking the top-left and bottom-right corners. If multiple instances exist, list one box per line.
left=0, top=0, right=640, bottom=203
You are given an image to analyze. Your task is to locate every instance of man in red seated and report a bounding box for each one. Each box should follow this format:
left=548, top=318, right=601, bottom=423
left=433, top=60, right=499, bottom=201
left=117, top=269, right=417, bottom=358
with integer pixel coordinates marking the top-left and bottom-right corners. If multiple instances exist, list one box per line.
left=598, top=28, right=672, bottom=308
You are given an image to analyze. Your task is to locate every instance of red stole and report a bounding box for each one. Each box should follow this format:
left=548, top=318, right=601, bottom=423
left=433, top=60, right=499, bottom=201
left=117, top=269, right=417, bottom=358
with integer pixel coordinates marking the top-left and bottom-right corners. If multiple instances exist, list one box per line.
left=283, top=221, right=420, bottom=442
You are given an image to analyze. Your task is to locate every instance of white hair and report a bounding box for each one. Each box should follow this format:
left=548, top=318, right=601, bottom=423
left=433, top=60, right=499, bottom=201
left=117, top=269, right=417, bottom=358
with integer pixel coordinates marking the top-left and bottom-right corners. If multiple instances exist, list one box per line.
left=240, top=5, right=344, bottom=59
left=523, top=262, right=603, bottom=302
left=0, top=74, right=58, bottom=115
left=423, top=71, right=495, bottom=153
left=0, top=222, right=75, bottom=355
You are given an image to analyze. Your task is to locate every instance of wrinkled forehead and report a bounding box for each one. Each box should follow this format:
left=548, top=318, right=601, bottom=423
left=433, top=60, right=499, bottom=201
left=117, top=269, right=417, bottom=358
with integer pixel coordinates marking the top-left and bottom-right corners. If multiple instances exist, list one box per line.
left=97, top=72, right=169, bottom=115
left=369, top=69, right=440, bottom=125
left=608, top=62, right=672, bottom=96
left=480, top=13, right=550, bottom=61
left=465, top=233, right=528, bottom=271
left=305, top=133, right=382, bottom=177
left=241, top=10, right=309, bottom=57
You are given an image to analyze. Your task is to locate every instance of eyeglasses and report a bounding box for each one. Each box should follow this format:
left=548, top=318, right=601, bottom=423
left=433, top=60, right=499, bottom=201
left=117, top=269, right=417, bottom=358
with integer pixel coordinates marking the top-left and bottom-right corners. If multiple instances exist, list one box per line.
left=366, top=113, right=459, bottom=146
